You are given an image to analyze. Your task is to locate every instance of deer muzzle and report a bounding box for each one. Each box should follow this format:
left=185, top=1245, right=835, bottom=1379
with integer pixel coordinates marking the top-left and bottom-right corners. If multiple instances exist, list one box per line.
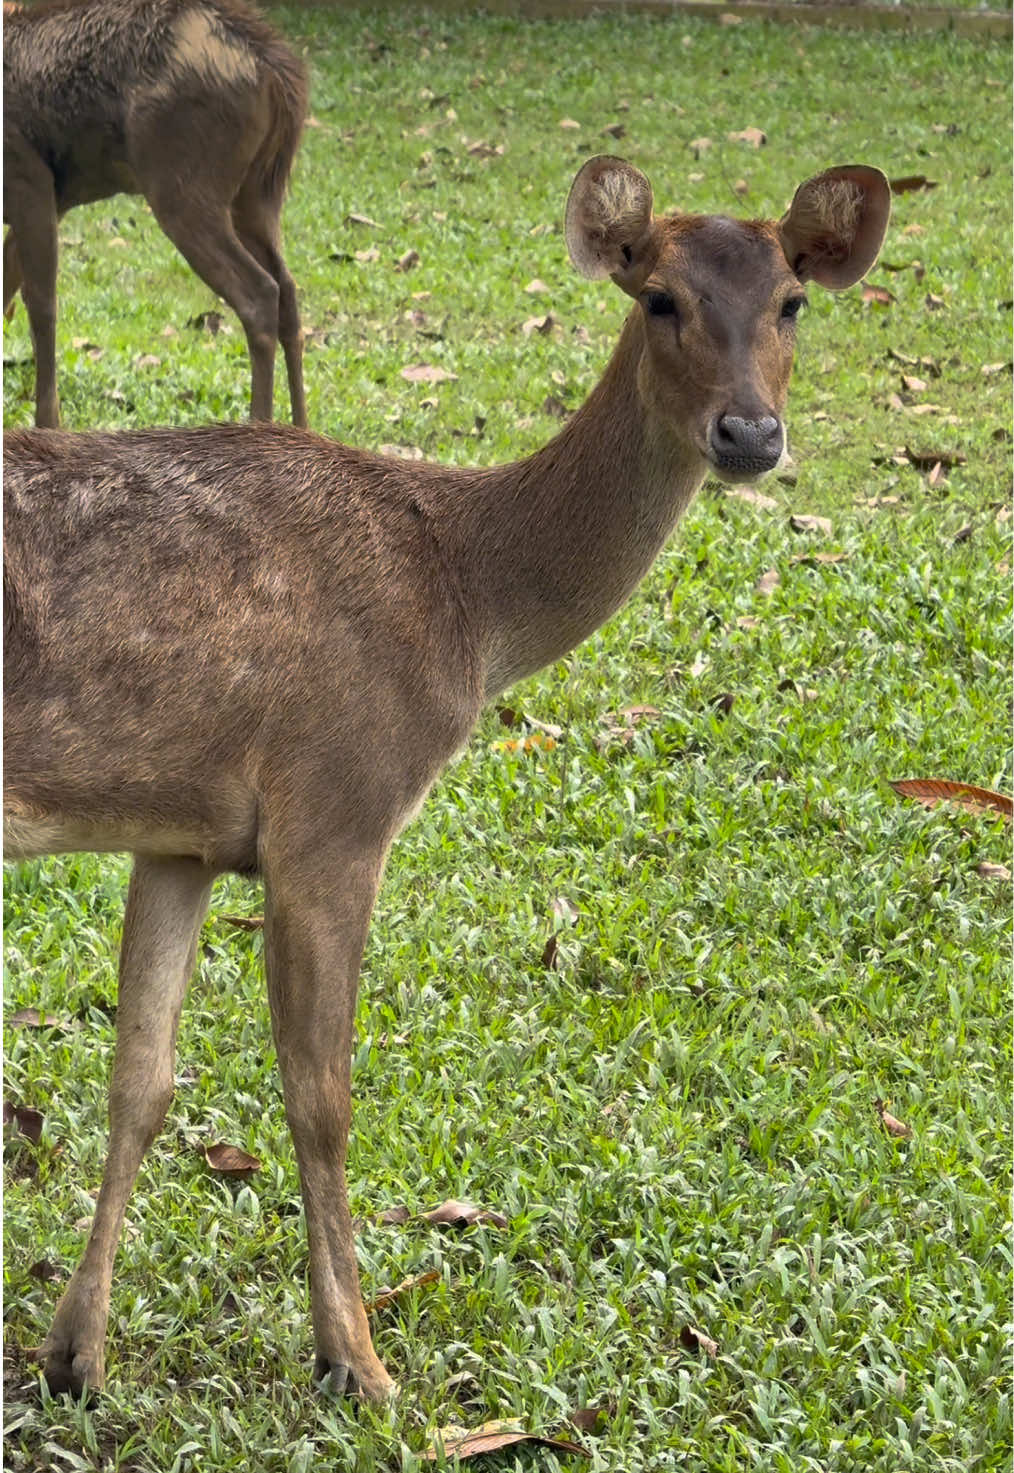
left=707, top=413, right=784, bottom=480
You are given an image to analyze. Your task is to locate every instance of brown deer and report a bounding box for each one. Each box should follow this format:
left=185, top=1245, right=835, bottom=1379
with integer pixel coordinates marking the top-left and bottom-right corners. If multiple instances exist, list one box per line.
left=4, top=156, right=889, bottom=1400
left=3, top=0, right=308, bottom=428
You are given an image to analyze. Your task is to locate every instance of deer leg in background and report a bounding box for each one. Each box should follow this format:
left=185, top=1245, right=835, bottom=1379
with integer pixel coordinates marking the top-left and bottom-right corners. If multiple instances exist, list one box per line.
left=39, top=856, right=215, bottom=1396
left=3, top=151, right=59, bottom=426
left=144, top=178, right=282, bottom=422
left=262, top=833, right=395, bottom=1400
left=232, top=182, right=306, bottom=428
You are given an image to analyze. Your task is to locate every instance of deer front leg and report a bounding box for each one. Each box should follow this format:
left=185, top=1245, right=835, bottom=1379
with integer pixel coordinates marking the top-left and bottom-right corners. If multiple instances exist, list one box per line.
left=262, top=839, right=395, bottom=1401
left=39, top=856, right=214, bottom=1396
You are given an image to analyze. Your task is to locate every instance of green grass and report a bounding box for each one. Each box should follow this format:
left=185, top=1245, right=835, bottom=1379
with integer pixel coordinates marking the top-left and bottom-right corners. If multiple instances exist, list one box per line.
left=4, top=8, right=1012, bottom=1471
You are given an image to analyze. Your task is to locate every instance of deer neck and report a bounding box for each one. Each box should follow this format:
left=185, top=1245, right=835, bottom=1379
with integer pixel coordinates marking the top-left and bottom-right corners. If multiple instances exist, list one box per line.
left=444, top=310, right=707, bottom=697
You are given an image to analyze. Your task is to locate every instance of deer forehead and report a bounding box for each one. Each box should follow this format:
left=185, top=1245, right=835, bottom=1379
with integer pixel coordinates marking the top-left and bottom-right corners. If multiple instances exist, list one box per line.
left=652, top=214, right=796, bottom=306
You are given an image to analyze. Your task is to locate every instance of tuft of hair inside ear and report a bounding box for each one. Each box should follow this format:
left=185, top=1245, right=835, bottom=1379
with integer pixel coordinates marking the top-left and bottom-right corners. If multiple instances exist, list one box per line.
left=800, top=177, right=864, bottom=248
left=590, top=170, right=652, bottom=243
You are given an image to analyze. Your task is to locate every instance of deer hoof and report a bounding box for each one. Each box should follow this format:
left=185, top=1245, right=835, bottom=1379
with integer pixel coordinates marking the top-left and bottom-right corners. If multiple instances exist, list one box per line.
left=313, top=1353, right=396, bottom=1402
left=34, top=1339, right=105, bottom=1400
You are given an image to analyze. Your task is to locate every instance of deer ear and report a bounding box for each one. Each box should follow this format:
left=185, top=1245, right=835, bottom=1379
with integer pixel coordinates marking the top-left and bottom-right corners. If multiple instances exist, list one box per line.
left=778, top=165, right=891, bottom=290
left=565, top=155, right=656, bottom=291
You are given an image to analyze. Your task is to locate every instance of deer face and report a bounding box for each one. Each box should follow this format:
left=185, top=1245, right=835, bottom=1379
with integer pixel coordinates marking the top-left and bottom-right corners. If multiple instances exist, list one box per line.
left=565, top=156, right=891, bottom=484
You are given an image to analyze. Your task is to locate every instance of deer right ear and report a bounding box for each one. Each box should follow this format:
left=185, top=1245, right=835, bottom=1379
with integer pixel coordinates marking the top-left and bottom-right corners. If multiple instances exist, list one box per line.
left=779, top=165, right=891, bottom=290
left=565, top=156, right=656, bottom=291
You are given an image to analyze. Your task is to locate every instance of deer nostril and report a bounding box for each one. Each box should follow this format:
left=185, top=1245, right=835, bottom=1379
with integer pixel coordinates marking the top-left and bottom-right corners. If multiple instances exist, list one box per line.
left=710, top=414, right=783, bottom=472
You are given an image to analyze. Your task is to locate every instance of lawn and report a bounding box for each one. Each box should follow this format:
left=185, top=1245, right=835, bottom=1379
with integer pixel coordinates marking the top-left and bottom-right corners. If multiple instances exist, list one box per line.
left=3, top=6, right=1012, bottom=1471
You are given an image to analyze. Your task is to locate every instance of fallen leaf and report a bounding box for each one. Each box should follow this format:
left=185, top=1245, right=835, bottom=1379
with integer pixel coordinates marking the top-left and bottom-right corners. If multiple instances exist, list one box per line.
left=736, top=615, right=761, bottom=630
left=355, top=246, right=380, bottom=264
left=524, top=278, right=549, bottom=295
left=975, top=861, right=1011, bottom=881
left=422, top=1199, right=509, bottom=1230
left=540, top=933, right=560, bottom=971
left=889, top=175, right=938, bottom=194
left=680, top=1324, right=719, bottom=1356
left=902, top=375, right=928, bottom=393
left=27, top=1259, right=63, bottom=1283
left=726, top=485, right=777, bottom=510
left=618, top=704, right=660, bottom=724
left=187, top=310, right=225, bottom=334
left=926, top=462, right=947, bottom=489
left=3, top=1103, right=44, bottom=1145
left=727, top=127, right=766, bottom=148
left=567, top=1403, right=615, bottom=1435
left=218, top=913, right=264, bottom=931
left=755, top=568, right=780, bottom=596
left=365, top=1269, right=440, bottom=1315
left=924, top=292, right=945, bottom=311
left=688, top=136, right=713, bottom=156
left=424, top=1421, right=588, bottom=1462
left=377, top=1204, right=413, bottom=1225
left=790, top=514, right=833, bottom=536
left=904, top=446, right=966, bottom=470
left=874, top=1098, right=913, bottom=1139
left=890, top=778, right=1012, bottom=823
left=133, top=354, right=161, bottom=370
left=204, top=1142, right=261, bottom=1178
left=401, top=364, right=458, bottom=384
left=551, top=896, right=580, bottom=925
left=712, top=692, right=735, bottom=716
left=345, top=211, right=380, bottom=228
left=791, top=550, right=849, bottom=566
left=862, top=284, right=896, bottom=307
left=396, top=249, right=421, bottom=272
left=522, top=314, right=555, bottom=337
left=981, top=361, right=1012, bottom=376
left=558, top=118, right=581, bottom=130
left=952, top=524, right=972, bottom=545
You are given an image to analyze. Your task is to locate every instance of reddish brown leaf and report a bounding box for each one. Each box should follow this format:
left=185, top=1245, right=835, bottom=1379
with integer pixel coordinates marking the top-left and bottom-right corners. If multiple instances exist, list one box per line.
left=904, top=446, right=966, bottom=471
left=540, top=933, right=560, bottom=971
left=396, top=249, right=421, bottom=272
left=874, top=1098, right=913, bottom=1139
left=890, top=779, right=1012, bottom=823
left=422, top=1199, right=509, bottom=1230
left=27, top=1258, right=63, bottom=1283
left=680, top=1323, right=719, bottom=1356
left=8, top=1008, right=49, bottom=1029
left=522, top=314, right=555, bottom=337
left=889, top=174, right=938, bottom=194
left=567, top=1402, right=615, bottom=1435
left=364, top=1269, right=440, bottom=1315
left=726, top=484, right=777, bottom=509
left=424, top=1422, right=588, bottom=1462
left=496, top=705, right=522, bottom=727
left=377, top=1204, right=413, bottom=1225
left=727, top=127, right=766, bottom=148
left=204, top=1142, right=261, bottom=1178
left=862, top=284, right=896, bottom=307
left=755, top=568, right=780, bottom=596
left=618, top=704, right=661, bottom=724
left=791, top=551, right=849, bottom=566
left=974, top=861, right=1011, bottom=881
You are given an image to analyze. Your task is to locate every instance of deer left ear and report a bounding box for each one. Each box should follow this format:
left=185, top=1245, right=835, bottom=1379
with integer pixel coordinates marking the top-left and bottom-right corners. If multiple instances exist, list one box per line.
left=778, top=165, right=891, bottom=290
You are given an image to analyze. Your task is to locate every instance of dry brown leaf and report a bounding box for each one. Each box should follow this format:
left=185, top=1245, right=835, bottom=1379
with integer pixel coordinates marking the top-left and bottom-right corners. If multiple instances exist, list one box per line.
left=345, top=211, right=380, bottom=228
left=890, top=778, right=1012, bottom=823
left=8, top=1007, right=71, bottom=1030
left=424, top=1421, right=588, bottom=1462
left=524, top=278, right=549, bottom=295
left=889, top=175, right=938, bottom=194
left=904, top=446, right=966, bottom=471
left=204, top=1142, right=261, bottom=1178
left=364, top=1269, right=440, bottom=1315
left=926, top=462, right=947, bottom=489
left=396, top=249, right=421, bottom=272
left=522, top=314, right=555, bottom=337
left=558, top=118, right=581, bottom=130
left=377, top=1204, right=413, bottom=1225
left=680, top=1323, right=719, bottom=1356
left=862, top=284, right=896, bottom=307
left=790, top=514, right=833, bottom=536
left=379, top=444, right=425, bottom=461
left=755, top=568, right=780, bottom=596
left=974, top=861, right=1011, bottom=881
left=874, top=1098, right=913, bottom=1139
left=422, top=1199, right=509, bottom=1230
left=540, top=933, right=560, bottom=971
left=727, top=127, right=766, bottom=148
left=567, top=1402, right=615, bottom=1435
left=726, top=485, right=777, bottom=510
left=602, top=123, right=625, bottom=140
left=902, top=375, right=928, bottom=394
left=355, top=247, right=380, bottom=264
left=981, top=361, right=1013, bottom=376
left=791, top=551, right=849, bottom=566
left=551, top=896, right=580, bottom=925
left=3, top=1102, right=44, bottom=1144
left=736, top=615, right=761, bottom=630
left=618, top=704, right=660, bottom=724
left=401, top=364, right=458, bottom=384
left=688, top=136, right=713, bottom=156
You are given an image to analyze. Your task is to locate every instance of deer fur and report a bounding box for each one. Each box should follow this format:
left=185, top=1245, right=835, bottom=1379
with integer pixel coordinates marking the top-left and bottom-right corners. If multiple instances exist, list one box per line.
left=3, top=0, right=308, bottom=428
left=3, top=157, right=890, bottom=1400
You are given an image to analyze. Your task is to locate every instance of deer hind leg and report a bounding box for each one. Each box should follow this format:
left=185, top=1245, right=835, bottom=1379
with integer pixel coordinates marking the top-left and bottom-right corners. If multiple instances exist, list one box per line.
left=143, top=177, right=282, bottom=422
left=39, top=856, right=214, bottom=1396
left=261, top=833, right=395, bottom=1400
left=232, top=182, right=306, bottom=428
left=3, top=154, right=60, bottom=426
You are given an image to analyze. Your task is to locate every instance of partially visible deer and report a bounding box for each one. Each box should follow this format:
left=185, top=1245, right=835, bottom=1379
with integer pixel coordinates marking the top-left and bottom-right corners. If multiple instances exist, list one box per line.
left=3, top=0, right=308, bottom=427
left=4, top=156, right=889, bottom=1400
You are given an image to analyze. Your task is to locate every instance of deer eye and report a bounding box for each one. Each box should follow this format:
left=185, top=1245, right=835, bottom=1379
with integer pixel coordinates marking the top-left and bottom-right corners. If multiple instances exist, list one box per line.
left=780, top=295, right=807, bottom=322
left=645, top=291, right=677, bottom=318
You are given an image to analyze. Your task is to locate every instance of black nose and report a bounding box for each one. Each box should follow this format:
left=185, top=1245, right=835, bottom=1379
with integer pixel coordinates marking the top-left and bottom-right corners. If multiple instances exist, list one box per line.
left=709, top=414, right=783, bottom=475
